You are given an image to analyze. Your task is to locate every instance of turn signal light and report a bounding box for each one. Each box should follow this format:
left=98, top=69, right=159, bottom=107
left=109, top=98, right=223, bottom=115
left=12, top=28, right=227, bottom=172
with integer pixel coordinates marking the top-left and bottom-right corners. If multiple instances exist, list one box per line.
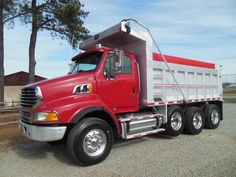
left=46, top=112, right=59, bottom=121
left=35, top=111, right=59, bottom=122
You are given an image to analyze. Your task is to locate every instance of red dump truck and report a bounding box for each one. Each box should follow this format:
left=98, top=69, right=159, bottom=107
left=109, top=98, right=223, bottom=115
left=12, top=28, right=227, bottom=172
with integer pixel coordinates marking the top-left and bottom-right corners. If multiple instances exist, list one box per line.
left=19, top=19, right=223, bottom=166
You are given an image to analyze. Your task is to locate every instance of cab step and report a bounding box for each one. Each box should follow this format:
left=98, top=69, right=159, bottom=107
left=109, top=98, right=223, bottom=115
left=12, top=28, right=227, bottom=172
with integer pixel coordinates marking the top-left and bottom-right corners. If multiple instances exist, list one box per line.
left=118, top=112, right=165, bottom=139
left=123, top=128, right=165, bottom=139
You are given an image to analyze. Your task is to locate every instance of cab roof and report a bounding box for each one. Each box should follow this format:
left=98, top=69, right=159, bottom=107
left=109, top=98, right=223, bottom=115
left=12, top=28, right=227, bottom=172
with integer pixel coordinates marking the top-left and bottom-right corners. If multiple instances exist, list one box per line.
left=71, top=47, right=134, bottom=61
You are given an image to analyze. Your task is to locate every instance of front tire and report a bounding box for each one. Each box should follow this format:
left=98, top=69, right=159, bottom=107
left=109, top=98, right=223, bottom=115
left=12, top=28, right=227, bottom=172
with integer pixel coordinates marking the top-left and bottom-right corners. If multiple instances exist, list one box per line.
left=185, top=107, right=204, bottom=135
left=163, top=106, right=185, bottom=137
left=67, top=118, right=113, bottom=166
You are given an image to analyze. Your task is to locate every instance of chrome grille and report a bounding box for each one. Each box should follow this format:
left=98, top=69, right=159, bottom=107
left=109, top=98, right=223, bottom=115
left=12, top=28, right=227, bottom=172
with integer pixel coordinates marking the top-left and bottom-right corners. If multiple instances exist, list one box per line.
left=20, top=109, right=32, bottom=123
left=21, top=87, right=37, bottom=108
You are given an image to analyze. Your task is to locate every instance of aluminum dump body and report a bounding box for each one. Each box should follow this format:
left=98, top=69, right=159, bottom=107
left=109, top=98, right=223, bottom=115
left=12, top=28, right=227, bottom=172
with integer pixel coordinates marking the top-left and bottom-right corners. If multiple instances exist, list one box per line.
left=148, top=54, right=222, bottom=105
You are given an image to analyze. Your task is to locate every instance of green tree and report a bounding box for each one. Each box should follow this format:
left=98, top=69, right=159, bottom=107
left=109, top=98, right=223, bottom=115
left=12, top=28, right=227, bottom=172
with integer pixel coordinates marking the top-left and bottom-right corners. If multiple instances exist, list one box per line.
left=20, top=0, right=89, bottom=83
left=0, top=0, right=23, bottom=103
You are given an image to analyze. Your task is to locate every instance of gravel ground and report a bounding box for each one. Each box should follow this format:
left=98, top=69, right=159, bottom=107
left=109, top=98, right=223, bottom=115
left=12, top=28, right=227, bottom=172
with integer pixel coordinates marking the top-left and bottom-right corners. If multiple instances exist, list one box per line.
left=0, top=103, right=236, bottom=177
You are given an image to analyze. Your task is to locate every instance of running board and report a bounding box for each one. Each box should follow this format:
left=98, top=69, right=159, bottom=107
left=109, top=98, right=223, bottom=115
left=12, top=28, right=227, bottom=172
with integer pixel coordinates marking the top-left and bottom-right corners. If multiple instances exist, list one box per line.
left=119, top=113, right=165, bottom=139
left=124, top=128, right=165, bottom=139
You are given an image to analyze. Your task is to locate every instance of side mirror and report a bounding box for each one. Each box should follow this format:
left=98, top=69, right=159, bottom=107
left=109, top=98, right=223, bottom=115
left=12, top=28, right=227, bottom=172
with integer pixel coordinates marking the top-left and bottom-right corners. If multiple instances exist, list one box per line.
left=104, top=50, right=124, bottom=79
left=114, top=49, right=124, bottom=70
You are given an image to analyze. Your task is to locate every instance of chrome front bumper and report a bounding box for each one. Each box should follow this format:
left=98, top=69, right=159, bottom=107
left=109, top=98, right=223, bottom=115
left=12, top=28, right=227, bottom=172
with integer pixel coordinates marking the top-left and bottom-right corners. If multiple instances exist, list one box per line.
left=19, top=120, right=67, bottom=142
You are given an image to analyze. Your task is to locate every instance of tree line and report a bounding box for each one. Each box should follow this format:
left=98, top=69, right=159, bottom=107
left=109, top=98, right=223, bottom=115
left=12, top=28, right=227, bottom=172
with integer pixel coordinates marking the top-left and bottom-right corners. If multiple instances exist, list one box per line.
left=0, top=0, right=90, bottom=103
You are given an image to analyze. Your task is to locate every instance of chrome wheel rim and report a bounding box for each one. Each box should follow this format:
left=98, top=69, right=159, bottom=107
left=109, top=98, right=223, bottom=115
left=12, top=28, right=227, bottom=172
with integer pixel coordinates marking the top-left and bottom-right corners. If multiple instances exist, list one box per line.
left=211, top=109, right=219, bottom=125
left=193, top=112, right=203, bottom=129
left=170, top=112, right=182, bottom=131
left=83, top=129, right=107, bottom=157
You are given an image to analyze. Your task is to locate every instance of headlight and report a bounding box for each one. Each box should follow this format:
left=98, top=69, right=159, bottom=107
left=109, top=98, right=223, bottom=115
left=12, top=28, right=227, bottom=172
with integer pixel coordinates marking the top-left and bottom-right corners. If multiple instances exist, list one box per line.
left=35, top=111, right=59, bottom=122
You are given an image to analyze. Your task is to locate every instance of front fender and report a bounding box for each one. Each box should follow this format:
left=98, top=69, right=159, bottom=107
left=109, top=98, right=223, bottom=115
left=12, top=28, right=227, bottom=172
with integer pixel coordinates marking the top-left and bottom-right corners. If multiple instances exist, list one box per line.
left=70, top=106, right=103, bottom=123
left=34, top=93, right=121, bottom=135
left=70, top=106, right=121, bottom=136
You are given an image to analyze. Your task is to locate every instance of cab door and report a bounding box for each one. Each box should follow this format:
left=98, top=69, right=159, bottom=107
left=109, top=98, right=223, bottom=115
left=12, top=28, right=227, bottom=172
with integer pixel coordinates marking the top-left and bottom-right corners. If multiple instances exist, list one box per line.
left=101, top=52, right=139, bottom=113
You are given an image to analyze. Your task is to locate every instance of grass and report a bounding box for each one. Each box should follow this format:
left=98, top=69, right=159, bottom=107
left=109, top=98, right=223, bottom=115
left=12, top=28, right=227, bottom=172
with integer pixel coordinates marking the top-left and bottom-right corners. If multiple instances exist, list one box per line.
left=223, top=87, right=236, bottom=94
left=223, top=98, right=236, bottom=103
left=223, top=87, right=236, bottom=103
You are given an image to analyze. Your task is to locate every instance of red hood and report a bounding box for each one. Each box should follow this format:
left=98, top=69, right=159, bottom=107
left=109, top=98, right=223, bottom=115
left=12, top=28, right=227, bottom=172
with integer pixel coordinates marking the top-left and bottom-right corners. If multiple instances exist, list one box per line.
left=35, top=73, right=96, bottom=103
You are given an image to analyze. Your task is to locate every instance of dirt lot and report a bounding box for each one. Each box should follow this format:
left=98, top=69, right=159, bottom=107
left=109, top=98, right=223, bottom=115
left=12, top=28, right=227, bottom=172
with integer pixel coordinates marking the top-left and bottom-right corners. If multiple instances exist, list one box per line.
left=0, top=103, right=236, bottom=177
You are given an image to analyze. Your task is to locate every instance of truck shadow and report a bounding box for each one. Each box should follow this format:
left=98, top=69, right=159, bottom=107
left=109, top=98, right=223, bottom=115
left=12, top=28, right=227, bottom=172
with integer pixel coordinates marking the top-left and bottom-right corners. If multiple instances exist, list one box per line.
left=7, top=133, right=172, bottom=166
left=6, top=136, right=76, bottom=166
left=113, top=133, right=173, bottom=148
left=113, top=137, right=146, bottom=148
left=148, top=133, right=175, bottom=139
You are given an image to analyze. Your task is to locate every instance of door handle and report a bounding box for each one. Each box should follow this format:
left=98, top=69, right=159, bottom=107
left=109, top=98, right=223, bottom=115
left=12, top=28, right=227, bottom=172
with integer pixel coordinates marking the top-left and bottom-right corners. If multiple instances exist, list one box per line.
left=132, top=87, right=135, bottom=93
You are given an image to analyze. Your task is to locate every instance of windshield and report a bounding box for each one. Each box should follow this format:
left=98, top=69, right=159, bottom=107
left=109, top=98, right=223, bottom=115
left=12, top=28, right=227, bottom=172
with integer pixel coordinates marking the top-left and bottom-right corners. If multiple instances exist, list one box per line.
left=69, top=52, right=103, bottom=74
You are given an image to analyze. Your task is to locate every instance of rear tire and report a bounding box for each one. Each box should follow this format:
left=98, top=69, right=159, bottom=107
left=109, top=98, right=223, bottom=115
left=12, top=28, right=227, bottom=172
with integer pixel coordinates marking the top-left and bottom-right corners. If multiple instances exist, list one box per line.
left=67, top=118, right=113, bottom=166
left=204, top=104, right=221, bottom=129
left=185, top=107, right=204, bottom=135
left=163, top=106, right=184, bottom=137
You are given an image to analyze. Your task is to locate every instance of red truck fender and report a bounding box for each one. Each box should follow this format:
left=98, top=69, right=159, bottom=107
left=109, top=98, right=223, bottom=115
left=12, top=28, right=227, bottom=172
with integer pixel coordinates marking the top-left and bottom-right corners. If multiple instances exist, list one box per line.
left=69, top=106, right=121, bottom=137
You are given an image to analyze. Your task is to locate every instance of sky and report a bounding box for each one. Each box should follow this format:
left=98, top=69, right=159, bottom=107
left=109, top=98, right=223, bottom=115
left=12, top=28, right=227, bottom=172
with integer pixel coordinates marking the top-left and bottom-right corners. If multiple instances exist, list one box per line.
left=4, top=0, right=236, bottom=78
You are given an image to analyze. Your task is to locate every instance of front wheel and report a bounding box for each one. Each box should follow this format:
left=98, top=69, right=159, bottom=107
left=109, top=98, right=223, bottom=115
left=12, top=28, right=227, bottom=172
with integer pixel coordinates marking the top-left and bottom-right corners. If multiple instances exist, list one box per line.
left=67, top=118, right=113, bottom=166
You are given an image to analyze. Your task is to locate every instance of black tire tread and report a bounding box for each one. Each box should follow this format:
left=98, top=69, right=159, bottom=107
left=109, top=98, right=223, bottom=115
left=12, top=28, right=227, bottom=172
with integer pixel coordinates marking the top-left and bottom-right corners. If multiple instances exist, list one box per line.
left=163, top=105, right=185, bottom=137
left=185, top=107, right=204, bottom=135
left=67, top=118, right=113, bottom=166
left=204, top=104, right=221, bottom=129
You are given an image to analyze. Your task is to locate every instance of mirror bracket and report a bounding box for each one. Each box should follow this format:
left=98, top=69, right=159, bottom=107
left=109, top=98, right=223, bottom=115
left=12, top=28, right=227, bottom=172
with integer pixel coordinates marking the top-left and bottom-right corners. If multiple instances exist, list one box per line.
left=114, top=49, right=124, bottom=68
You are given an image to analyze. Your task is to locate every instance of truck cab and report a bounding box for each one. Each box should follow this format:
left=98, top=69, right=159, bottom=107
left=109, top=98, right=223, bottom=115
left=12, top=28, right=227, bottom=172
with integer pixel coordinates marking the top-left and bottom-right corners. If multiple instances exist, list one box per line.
left=20, top=47, right=140, bottom=136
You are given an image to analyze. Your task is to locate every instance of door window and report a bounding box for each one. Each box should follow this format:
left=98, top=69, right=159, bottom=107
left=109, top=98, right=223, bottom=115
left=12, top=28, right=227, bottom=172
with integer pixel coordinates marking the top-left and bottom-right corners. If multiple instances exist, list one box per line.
left=104, top=54, right=132, bottom=77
